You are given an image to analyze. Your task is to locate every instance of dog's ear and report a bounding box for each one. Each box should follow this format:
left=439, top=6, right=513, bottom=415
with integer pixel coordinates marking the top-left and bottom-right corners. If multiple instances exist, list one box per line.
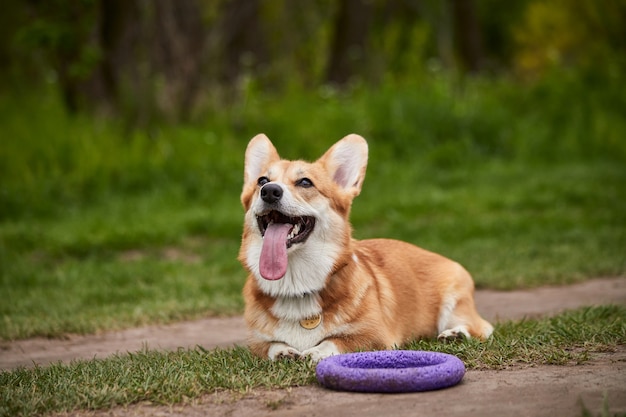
left=244, top=134, right=280, bottom=184
left=320, top=134, right=368, bottom=196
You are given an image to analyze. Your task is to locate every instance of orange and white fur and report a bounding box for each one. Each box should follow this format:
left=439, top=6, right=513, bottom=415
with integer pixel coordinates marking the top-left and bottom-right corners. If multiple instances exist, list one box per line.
left=239, top=134, right=493, bottom=361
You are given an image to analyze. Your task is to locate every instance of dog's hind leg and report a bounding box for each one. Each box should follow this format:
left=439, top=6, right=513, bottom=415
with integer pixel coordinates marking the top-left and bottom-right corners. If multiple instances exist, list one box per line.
left=437, top=290, right=493, bottom=342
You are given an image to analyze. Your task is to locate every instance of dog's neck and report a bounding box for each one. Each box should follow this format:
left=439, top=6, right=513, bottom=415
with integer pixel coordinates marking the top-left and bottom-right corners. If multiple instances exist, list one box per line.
left=270, top=291, right=322, bottom=321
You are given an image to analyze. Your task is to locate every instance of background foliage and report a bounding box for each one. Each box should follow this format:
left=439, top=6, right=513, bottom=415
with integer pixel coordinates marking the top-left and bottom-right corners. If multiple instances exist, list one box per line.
left=2, top=0, right=625, bottom=122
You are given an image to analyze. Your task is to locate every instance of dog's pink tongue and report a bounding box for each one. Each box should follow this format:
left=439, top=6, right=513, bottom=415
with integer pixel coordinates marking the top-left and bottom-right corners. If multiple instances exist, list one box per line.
left=259, top=223, right=292, bottom=280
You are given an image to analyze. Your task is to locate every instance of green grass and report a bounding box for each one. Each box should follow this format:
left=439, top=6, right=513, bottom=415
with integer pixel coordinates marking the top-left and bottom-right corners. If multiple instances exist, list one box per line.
left=354, top=160, right=626, bottom=289
left=1, top=71, right=625, bottom=340
left=1, top=305, right=624, bottom=417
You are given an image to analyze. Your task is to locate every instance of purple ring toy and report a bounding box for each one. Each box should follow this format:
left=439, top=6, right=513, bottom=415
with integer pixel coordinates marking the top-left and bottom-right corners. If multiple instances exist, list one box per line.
left=315, top=350, right=465, bottom=393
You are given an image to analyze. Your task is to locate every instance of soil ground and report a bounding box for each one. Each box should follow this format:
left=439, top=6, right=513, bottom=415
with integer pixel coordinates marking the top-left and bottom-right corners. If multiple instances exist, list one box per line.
left=2, top=277, right=626, bottom=416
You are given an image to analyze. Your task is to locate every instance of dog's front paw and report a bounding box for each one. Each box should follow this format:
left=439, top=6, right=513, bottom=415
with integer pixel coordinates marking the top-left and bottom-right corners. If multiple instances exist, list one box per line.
left=437, top=326, right=470, bottom=342
left=268, top=343, right=302, bottom=360
left=276, top=349, right=301, bottom=360
left=301, top=340, right=341, bottom=362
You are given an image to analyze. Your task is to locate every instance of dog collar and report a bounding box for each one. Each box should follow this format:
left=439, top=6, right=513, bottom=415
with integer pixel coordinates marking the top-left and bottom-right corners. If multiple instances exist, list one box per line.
left=300, top=314, right=322, bottom=330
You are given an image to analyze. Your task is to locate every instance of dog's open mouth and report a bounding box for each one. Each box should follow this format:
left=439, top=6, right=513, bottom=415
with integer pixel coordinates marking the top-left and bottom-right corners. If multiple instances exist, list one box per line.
left=256, top=211, right=315, bottom=281
left=257, top=210, right=315, bottom=248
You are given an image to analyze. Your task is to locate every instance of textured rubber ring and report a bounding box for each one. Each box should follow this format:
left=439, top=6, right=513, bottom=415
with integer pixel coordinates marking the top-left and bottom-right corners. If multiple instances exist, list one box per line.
left=315, top=350, right=465, bottom=393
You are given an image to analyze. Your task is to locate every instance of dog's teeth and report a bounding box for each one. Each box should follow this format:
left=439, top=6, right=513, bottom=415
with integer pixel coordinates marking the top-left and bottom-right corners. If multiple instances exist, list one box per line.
left=287, top=223, right=300, bottom=240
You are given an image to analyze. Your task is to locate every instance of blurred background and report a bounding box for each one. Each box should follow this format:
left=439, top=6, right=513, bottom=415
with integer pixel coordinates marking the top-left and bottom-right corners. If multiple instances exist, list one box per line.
left=0, top=0, right=625, bottom=339
left=2, top=0, right=625, bottom=124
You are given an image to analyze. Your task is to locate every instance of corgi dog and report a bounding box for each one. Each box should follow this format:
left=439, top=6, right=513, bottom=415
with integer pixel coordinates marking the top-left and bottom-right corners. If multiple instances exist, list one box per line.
left=239, top=134, right=493, bottom=361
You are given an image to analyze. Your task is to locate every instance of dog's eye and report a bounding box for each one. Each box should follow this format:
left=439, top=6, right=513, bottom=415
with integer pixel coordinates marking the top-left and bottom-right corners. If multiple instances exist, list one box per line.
left=296, top=178, right=314, bottom=188
left=257, top=176, right=270, bottom=187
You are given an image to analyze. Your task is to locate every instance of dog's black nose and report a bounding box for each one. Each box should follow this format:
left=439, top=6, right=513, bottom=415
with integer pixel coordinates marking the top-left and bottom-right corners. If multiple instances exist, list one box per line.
left=260, top=183, right=283, bottom=204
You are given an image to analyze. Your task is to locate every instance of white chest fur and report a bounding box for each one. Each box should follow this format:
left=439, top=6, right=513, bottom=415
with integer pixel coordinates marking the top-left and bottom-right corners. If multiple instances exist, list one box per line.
left=257, top=293, right=325, bottom=352
left=274, top=318, right=326, bottom=352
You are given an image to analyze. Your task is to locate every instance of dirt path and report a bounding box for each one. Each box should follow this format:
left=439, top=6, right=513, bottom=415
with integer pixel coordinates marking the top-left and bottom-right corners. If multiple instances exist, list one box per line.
left=70, top=347, right=626, bottom=417
left=2, top=277, right=625, bottom=370
left=2, top=277, right=626, bottom=417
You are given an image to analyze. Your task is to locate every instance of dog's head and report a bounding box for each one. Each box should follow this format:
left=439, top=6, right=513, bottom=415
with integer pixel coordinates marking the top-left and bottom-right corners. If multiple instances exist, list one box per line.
left=239, top=134, right=368, bottom=297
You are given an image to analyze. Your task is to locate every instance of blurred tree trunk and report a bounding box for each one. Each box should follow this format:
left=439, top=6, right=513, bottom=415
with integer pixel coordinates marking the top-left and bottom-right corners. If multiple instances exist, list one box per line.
left=450, top=0, right=485, bottom=73
left=83, top=0, right=207, bottom=124
left=214, top=0, right=267, bottom=86
left=151, top=0, right=207, bottom=121
left=96, top=0, right=136, bottom=116
left=325, top=0, right=374, bottom=86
